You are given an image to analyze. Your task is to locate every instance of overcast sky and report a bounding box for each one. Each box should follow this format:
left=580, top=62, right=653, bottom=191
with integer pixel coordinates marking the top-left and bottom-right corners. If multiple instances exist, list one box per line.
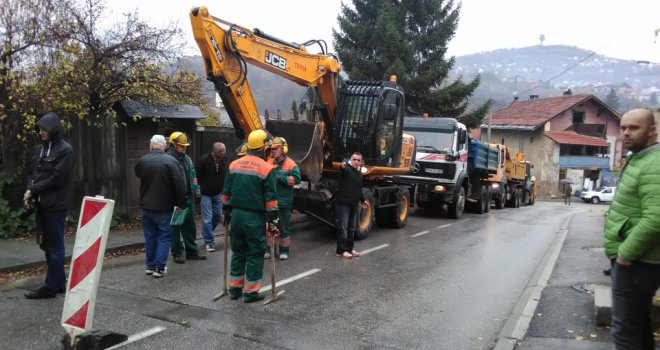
left=110, top=0, right=660, bottom=62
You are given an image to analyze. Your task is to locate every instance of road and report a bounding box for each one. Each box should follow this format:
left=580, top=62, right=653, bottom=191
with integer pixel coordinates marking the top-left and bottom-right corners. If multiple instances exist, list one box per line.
left=0, top=201, right=576, bottom=349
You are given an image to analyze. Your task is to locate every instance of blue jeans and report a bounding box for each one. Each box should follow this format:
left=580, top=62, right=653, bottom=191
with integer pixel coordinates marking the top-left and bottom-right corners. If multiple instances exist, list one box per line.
left=200, top=194, right=222, bottom=245
left=610, top=260, right=660, bottom=350
left=38, top=210, right=67, bottom=292
left=336, top=204, right=358, bottom=254
left=141, top=209, right=173, bottom=269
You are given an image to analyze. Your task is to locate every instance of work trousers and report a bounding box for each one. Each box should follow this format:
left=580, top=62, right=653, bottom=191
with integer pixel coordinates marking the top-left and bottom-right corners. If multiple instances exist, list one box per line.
left=229, top=208, right=266, bottom=299
left=38, top=210, right=67, bottom=292
left=141, top=209, right=172, bottom=269
left=200, top=194, right=222, bottom=245
left=610, top=260, right=660, bottom=350
left=267, top=208, right=292, bottom=254
left=336, top=203, right=358, bottom=254
left=171, top=197, right=199, bottom=258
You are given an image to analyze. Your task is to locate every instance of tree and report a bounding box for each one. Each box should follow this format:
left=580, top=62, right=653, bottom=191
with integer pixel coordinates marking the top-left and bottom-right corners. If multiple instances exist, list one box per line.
left=291, top=100, right=298, bottom=121
left=333, top=0, right=491, bottom=129
left=649, top=92, right=658, bottom=107
left=605, top=88, right=620, bottom=111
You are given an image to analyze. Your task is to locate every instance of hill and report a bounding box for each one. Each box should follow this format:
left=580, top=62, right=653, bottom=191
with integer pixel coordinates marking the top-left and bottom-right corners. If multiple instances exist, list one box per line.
left=450, top=45, right=660, bottom=112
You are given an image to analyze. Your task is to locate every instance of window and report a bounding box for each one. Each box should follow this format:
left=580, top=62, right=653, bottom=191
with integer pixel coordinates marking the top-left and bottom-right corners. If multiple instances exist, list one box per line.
left=572, top=111, right=585, bottom=124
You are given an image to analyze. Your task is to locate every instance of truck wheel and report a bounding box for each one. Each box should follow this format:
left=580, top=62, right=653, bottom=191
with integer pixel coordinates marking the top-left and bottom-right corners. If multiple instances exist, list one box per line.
left=474, top=185, right=486, bottom=214
left=591, top=197, right=600, bottom=204
left=484, top=186, right=491, bottom=213
left=494, top=194, right=505, bottom=209
left=448, top=187, right=465, bottom=219
left=521, top=190, right=529, bottom=206
left=355, top=188, right=375, bottom=240
left=515, top=189, right=521, bottom=208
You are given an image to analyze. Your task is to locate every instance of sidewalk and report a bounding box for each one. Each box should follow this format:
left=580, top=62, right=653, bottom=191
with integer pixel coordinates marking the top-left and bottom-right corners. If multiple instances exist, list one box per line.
left=513, top=204, right=615, bottom=349
left=0, top=228, right=146, bottom=273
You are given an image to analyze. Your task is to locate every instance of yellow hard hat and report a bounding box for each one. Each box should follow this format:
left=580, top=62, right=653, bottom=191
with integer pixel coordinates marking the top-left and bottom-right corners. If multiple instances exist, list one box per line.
left=169, top=131, right=190, bottom=147
left=237, top=143, right=248, bottom=157
left=247, top=129, right=270, bottom=150
left=271, top=137, right=288, bottom=154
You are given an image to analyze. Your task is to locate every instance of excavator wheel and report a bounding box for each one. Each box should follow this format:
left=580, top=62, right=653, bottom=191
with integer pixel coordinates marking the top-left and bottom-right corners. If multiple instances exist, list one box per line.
left=355, top=188, right=375, bottom=240
left=376, top=186, right=410, bottom=228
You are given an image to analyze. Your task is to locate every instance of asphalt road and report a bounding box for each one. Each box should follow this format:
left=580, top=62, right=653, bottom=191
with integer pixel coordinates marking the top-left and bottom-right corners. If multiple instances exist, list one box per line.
left=0, top=201, right=576, bottom=349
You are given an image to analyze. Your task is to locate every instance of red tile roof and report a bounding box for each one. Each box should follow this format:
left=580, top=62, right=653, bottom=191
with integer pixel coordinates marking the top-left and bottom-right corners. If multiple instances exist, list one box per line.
left=545, top=131, right=609, bottom=147
left=490, top=94, right=593, bottom=129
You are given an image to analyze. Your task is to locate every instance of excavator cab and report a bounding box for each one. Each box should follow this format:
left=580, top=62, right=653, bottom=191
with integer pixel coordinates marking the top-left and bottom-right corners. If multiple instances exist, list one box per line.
left=333, top=80, right=405, bottom=168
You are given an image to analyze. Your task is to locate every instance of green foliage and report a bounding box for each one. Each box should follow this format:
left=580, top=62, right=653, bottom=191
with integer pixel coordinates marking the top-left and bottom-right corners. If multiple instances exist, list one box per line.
left=291, top=100, right=298, bottom=121
left=605, top=88, right=620, bottom=111
left=333, top=0, right=488, bottom=125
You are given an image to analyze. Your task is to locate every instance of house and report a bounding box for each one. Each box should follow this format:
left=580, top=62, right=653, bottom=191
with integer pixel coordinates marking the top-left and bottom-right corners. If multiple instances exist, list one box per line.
left=477, top=93, right=621, bottom=198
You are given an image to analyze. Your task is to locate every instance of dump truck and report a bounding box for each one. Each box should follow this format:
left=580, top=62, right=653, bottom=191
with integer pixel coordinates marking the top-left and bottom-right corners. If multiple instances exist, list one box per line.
left=488, top=145, right=536, bottom=208
left=393, top=117, right=499, bottom=219
left=189, top=6, right=416, bottom=239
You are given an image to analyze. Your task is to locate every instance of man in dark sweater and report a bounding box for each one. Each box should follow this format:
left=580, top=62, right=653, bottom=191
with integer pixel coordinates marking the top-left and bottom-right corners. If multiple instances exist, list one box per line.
left=334, top=152, right=367, bottom=259
left=135, top=135, right=186, bottom=277
left=195, top=142, right=228, bottom=252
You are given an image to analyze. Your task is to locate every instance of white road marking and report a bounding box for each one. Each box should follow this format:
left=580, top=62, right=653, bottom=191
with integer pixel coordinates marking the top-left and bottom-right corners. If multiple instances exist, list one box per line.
left=412, top=230, right=430, bottom=238
left=106, top=326, right=166, bottom=350
left=437, top=223, right=453, bottom=229
left=360, top=244, right=390, bottom=255
left=261, top=268, right=321, bottom=293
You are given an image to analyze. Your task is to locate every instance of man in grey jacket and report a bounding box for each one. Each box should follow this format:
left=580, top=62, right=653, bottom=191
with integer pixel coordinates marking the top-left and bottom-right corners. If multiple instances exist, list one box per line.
left=135, top=135, right=186, bottom=278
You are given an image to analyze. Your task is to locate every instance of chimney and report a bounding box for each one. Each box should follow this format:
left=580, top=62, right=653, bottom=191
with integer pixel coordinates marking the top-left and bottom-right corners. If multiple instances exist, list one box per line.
left=529, top=95, right=539, bottom=101
left=563, top=89, right=572, bottom=96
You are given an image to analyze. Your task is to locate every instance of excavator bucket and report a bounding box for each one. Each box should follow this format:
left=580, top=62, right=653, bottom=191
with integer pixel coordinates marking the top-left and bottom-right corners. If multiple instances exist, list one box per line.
left=266, top=120, right=324, bottom=184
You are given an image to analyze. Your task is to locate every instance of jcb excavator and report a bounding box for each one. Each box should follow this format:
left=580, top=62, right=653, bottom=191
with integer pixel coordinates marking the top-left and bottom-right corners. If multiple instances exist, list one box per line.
left=190, top=6, right=415, bottom=238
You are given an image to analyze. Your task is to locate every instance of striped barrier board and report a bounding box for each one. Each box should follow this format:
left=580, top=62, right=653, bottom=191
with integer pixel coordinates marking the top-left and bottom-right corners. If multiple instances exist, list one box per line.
left=61, top=196, right=115, bottom=344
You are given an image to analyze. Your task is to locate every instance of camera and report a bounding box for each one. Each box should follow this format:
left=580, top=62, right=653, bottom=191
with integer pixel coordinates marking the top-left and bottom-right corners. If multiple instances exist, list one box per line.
left=19, top=197, right=38, bottom=221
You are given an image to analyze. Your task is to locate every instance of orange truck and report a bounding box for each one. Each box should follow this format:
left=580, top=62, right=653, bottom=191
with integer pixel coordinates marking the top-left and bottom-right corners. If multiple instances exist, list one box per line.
left=488, top=145, right=536, bottom=209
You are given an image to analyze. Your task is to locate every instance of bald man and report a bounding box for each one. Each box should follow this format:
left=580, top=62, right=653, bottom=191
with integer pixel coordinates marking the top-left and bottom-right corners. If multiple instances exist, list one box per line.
left=604, top=108, right=660, bottom=350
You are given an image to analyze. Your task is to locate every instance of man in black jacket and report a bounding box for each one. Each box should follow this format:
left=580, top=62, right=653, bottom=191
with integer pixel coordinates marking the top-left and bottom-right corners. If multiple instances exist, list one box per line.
left=135, top=135, right=186, bottom=278
left=195, top=142, right=228, bottom=252
left=23, top=112, right=74, bottom=299
left=334, top=152, right=367, bottom=259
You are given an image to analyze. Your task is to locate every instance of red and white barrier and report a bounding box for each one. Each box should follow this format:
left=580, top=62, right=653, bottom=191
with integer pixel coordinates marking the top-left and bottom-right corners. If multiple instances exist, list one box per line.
left=61, top=196, right=115, bottom=344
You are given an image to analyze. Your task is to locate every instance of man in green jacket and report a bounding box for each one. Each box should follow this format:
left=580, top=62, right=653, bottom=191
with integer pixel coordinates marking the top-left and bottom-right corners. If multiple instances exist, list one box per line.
left=222, top=130, right=279, bottom=303
left=265, top=137, right=301, bottom=260
left=168, top=132, right=206, bottom=263
left=603, top=108, right=660, bottom=350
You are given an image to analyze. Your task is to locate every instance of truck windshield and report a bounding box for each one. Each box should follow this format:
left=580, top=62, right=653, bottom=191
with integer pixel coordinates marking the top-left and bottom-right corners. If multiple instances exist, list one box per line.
left=407, top=130, right=454, bottom=154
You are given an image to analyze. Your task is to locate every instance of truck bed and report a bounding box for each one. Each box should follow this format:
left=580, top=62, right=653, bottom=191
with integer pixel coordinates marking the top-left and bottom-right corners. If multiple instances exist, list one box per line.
left=468, top=139, right=498, bottom=173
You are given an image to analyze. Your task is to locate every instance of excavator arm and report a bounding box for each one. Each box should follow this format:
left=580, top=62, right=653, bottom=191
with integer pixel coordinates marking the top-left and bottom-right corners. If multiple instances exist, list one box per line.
left=189, top=6, right=341, bottom=140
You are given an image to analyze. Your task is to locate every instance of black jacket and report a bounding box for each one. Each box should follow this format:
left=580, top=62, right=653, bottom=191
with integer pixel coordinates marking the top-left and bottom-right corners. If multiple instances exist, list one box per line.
left=28, top=113, right=74, bottom=211
left=334, top=163, right=365, bottom=206
left=195, top=152, right=228, bottom=196
left=135, top=149, right=186, bottom=211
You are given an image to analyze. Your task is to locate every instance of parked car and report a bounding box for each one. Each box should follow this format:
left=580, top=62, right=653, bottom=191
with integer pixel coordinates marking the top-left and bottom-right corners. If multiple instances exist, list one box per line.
left=580, top=187, right=616, bottom=204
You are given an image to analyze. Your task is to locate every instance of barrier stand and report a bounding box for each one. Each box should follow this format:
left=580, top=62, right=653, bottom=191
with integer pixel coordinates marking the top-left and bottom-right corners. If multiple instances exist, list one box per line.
left=60, top=196, right=127, bottom=349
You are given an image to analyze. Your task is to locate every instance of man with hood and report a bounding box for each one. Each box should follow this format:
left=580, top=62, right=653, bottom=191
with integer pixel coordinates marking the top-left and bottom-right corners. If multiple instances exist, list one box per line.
left=23, top=112, right=74, bottom=299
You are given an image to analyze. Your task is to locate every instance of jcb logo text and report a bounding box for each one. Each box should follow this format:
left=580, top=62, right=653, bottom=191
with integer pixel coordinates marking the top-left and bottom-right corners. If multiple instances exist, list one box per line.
left=265, top=51, right=286, bottom=70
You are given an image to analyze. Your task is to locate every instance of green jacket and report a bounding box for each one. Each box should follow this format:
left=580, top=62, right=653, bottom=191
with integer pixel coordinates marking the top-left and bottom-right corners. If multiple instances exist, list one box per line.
left=222, top=151, right=278, bottom=215
left=604, top=143, right=660, bottom=263
left=167, top=150, right=199, bottom=198
left=272, top=155, right=301, bottom=209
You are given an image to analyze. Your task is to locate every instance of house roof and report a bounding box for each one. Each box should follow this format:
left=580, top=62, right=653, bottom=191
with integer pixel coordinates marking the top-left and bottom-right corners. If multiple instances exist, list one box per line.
left=485, top=94, right=619, bottom=130
left=118, top=100, right=205, bottom=119
left=545, top=131, right=609, bottom=147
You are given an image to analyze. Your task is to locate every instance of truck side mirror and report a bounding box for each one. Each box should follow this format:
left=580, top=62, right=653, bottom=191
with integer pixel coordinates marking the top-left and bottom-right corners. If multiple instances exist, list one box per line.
left=458, top=129, right=467, bottom=144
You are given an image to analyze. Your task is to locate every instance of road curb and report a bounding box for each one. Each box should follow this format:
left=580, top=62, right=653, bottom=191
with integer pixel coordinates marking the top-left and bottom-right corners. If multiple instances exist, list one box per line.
left=0, top=242, right=146, bottom=274
left=494, top=214, right=573, bottom=350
